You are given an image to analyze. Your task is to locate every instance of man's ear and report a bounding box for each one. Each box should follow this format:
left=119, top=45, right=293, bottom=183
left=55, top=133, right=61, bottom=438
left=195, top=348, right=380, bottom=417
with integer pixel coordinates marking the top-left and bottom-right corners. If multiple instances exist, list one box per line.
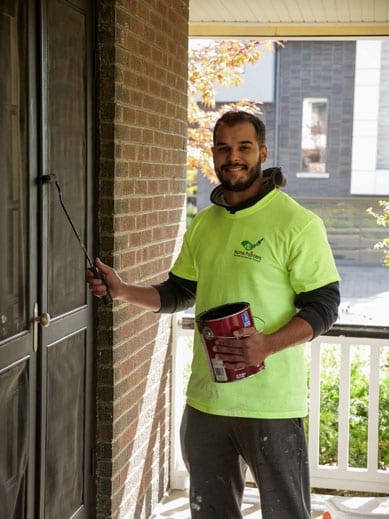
left=261, top=144, right=268, bottom=163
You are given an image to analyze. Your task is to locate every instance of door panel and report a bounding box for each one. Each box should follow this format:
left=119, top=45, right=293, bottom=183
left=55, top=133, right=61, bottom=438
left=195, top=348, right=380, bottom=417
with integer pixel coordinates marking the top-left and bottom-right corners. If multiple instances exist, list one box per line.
left=46, top=0, right=88, bottom=315
left=0, top=1, right=36, bottom=518
left=0, top=360, right=29, bottom=519
left=45, top=331, right=86, bottom=518
left=0, top=0, right=29, bottom=340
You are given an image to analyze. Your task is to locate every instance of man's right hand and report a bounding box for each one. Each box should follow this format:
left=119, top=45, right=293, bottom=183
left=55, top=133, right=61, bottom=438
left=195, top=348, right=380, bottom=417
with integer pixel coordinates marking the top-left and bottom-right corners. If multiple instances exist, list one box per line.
left=86, top=257, right=122, bottom=300
left=86, top=258, right=162, bottom=311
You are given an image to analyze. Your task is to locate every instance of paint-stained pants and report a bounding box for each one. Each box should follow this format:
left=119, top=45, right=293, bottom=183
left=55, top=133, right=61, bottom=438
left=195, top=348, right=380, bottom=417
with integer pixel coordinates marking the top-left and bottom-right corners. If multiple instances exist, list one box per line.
left=180, top=405, right=311, bottom=519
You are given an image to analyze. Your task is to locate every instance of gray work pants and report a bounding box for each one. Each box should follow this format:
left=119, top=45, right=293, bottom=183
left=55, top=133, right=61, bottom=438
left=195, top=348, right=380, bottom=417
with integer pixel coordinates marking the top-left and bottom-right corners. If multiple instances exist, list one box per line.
left=180, top=405, right=311, bottom=519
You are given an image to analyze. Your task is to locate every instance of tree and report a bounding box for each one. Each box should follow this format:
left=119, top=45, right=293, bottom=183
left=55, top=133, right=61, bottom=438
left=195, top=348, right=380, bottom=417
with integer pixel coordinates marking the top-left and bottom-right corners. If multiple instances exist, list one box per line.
left=367, top=201, right=389, bottom=268
left=187, top=39, right=281, bottom=185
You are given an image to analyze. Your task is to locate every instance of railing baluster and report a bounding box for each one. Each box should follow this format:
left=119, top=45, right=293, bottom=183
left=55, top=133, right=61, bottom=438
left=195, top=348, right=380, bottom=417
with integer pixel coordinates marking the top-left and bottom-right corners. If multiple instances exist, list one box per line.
left=367, top=342, right=380, bottom=474
left=338, top=341, right=351, bottom=471
left=308, top=338, right=322, bottom=469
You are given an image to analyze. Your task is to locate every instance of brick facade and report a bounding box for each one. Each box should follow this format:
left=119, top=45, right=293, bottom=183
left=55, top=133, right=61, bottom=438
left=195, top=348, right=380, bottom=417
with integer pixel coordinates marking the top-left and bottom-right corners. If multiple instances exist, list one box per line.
left=96, top=1, right=189, bottom=517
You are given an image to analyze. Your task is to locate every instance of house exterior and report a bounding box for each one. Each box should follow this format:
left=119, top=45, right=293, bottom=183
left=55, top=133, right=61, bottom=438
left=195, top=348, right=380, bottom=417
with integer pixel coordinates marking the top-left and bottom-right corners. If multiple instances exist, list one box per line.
left=0, top=1, right=388, bottom=518
left=198, top=39, right=389, bottom=207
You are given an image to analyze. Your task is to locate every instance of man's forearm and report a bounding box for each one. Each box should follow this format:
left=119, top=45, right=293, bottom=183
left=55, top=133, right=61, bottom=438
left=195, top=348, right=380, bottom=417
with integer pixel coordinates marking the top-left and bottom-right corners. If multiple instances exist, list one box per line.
left=263, top=316, right=314, bottom=357
left=213, top=316, right=314, bottom=369
left=117, top=284, right=162, bottom=312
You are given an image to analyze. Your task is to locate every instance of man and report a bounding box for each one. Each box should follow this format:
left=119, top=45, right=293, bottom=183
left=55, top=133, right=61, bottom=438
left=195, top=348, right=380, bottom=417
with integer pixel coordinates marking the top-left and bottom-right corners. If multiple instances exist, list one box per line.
left=87, top=111, right=340, bottom=518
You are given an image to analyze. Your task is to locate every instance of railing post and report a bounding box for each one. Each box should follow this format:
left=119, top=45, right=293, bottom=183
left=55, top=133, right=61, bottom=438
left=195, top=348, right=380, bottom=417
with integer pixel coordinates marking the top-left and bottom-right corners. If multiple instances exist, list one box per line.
left=308, top=338, right=322, bottom=470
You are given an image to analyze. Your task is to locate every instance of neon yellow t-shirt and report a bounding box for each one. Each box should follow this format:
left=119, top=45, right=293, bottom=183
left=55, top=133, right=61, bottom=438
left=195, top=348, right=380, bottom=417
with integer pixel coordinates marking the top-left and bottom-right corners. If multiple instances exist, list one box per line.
left=171, top=189, right=340, bottom=418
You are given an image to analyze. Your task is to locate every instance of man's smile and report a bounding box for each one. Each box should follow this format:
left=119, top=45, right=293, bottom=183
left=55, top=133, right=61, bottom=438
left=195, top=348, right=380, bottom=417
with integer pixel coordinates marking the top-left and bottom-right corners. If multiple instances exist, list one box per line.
left=222, top=163, right=248, bottom=172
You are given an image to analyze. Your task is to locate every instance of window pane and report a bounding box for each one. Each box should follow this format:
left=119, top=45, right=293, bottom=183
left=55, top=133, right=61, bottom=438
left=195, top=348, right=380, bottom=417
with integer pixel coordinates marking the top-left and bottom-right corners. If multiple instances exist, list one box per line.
left=301, top=98, right=328, bottom=173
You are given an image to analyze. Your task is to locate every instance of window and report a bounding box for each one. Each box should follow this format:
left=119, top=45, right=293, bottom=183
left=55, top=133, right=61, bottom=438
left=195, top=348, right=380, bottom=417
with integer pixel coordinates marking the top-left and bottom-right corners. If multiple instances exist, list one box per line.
left=300, top=97, right=328, bottom=175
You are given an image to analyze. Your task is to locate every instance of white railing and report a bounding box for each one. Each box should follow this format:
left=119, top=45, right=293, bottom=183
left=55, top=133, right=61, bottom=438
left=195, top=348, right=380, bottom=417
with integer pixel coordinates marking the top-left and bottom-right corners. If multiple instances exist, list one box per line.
left=171, top=313, right=193, bottom=489
left=171, top=313, right=389, bottom=494
left=309, top=334, right=389, bottom=493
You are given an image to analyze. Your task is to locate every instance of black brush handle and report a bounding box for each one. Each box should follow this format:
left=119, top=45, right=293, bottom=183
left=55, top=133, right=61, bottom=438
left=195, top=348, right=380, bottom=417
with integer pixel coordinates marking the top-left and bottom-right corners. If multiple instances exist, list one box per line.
left=89, top=266, right=113, bottom=305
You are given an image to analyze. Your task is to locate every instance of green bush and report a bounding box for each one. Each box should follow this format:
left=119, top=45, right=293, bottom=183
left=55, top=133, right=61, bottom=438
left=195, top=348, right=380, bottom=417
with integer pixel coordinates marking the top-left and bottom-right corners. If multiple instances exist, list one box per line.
left=367, top=200, right=389, bottom=268
left=306, top=343, right=389, bottom=470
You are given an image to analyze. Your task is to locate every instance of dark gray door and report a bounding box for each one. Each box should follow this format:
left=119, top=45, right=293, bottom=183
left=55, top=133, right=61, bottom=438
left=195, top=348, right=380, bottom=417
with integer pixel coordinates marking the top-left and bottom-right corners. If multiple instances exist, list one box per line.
left=0, top=0, right=95, bottom=517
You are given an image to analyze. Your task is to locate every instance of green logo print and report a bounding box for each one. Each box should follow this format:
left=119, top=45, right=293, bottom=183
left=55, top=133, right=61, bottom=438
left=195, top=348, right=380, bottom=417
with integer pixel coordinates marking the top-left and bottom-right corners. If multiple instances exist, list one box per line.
left=241, top=238, right=264, bottom=251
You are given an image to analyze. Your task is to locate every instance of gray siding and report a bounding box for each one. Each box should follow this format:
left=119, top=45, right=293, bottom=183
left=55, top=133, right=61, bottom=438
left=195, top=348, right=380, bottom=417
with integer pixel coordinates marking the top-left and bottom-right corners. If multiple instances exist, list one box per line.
left=277, top=41, right=356, bottom=198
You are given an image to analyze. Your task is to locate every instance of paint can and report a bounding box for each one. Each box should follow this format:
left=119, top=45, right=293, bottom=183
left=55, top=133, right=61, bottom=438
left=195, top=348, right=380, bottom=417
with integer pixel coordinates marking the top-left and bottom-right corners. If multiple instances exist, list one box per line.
left=196, top=302, right=265, bottom=383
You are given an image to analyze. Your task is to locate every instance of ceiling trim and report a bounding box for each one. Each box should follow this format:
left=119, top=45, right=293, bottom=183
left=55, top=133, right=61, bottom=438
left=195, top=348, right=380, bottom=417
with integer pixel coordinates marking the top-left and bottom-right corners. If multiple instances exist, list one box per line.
left=189, top=23, right=389, bottom=39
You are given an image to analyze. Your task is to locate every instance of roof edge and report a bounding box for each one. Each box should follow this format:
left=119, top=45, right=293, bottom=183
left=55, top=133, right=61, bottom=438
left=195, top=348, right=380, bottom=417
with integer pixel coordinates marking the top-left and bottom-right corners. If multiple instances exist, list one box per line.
left=189, top=23, right=389, bottom=39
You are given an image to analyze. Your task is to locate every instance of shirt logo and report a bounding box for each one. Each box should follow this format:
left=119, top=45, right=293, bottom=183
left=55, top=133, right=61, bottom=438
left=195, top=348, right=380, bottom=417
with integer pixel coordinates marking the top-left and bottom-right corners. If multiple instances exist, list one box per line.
left=234, top=237, right=264, bottom=263
left=241, top=238, right=264, bottom=251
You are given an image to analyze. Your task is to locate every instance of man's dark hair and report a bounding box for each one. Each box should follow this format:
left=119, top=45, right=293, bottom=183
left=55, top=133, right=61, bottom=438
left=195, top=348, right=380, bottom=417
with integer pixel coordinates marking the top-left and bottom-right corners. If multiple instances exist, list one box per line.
left=213, top=110, right=266, bottom=145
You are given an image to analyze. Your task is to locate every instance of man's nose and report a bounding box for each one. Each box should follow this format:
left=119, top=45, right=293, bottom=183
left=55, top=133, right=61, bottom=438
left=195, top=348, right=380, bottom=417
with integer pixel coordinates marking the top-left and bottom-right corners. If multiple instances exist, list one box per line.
left=227, top=148, right=241, bottom=162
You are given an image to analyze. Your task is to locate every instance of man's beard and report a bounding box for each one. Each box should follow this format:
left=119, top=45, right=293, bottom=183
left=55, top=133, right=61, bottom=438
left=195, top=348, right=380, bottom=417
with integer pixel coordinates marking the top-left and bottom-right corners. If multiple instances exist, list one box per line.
left=215, top=162, right=262, bottom=192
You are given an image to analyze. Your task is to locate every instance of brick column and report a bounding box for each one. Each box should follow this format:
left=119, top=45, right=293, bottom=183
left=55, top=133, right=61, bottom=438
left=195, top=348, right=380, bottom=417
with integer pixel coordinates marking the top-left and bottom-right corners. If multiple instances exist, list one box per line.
left=96, top=1, right=189, bottom=517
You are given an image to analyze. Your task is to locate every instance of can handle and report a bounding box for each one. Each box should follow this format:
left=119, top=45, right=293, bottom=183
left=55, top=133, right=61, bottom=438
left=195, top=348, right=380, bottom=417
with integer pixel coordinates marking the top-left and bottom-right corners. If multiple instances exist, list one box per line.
left=200, top=316, right=265, bottom=340
left=203, top=320, right=265, bottom=340
left=206, top=334, right=253, bottom=340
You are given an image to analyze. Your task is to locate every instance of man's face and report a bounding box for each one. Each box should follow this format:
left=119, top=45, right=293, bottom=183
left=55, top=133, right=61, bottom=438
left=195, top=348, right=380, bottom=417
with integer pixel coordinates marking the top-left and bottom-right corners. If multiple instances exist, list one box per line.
left=212, top=121, right=268, bottom=192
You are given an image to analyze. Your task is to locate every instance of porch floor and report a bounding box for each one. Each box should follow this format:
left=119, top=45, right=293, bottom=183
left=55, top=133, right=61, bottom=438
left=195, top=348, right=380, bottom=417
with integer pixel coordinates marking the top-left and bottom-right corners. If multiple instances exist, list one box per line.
left=150, top=487, right=328, bottom=518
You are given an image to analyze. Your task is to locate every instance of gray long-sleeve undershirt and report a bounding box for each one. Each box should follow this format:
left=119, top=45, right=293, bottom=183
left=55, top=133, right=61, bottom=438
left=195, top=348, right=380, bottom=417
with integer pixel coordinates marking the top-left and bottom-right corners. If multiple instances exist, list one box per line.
left=153, top=273, right=340, bottom=339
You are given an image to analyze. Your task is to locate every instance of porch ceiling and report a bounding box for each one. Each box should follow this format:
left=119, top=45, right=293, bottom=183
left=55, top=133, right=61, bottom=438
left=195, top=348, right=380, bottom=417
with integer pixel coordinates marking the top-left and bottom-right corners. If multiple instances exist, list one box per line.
left=189, top=0, right=389, bottom=38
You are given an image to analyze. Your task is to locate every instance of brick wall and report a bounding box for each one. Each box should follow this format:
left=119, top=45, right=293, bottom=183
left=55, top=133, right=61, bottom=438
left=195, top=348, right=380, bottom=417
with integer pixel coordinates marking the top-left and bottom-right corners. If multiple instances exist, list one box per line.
left=96, top=1, right=189, bottom=517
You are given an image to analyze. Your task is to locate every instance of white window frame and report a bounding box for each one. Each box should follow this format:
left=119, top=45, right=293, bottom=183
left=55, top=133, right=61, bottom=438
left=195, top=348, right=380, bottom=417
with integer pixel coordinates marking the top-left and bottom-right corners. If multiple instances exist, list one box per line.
left=298, top=96, right=329, bottom=178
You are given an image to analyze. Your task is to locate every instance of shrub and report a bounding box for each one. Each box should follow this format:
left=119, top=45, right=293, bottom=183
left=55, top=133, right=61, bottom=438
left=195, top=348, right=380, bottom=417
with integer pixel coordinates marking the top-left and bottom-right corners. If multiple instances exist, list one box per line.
left=306, top=343, right=389, bottom=470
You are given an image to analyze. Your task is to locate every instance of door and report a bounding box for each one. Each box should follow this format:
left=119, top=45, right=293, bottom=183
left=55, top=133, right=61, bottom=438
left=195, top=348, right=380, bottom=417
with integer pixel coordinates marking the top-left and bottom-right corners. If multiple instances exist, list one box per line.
left=0, top=0, right=96, bottom=517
